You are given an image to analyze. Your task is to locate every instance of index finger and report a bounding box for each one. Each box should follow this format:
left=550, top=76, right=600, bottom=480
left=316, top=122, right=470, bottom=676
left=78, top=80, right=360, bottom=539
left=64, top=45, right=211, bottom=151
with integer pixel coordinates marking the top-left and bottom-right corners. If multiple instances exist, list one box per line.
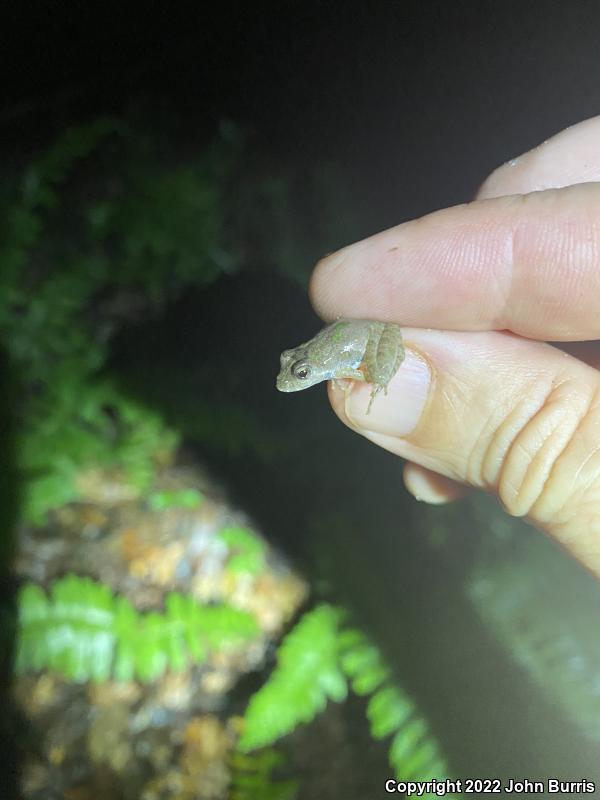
left=309, top=182, right=600, bottom=341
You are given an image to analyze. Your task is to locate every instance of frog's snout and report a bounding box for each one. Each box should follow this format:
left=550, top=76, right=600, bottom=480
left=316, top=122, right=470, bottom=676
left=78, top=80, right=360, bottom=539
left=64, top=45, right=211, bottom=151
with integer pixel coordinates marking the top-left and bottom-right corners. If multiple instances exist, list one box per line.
left=276, top=374, right=293, bottom=392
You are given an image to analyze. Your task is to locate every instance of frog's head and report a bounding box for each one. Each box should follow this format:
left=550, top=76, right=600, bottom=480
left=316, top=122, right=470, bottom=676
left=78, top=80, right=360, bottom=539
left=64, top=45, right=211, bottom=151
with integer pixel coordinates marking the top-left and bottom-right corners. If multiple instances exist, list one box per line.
left=276, top=348, right=331, bottom=392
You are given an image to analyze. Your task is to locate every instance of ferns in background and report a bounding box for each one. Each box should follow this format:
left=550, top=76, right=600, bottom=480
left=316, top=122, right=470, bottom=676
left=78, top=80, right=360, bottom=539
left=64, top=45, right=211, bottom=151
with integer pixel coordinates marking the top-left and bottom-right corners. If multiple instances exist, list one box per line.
left=0, top=119, right=242, bottom=523
left=15, top=588, right=455, bottom=789
left=1, top=115, right=359, bottom=524
left=5, top=119, right=461, bottom=792
left=16, top=574, right=259, bottom=683
left=238, top=605, right=455, bottom=794
left=338, top=628, right=454, bottom=789
left=229, top=749, right=298, bottom=800
left=238, top=604, right=347, bottom=751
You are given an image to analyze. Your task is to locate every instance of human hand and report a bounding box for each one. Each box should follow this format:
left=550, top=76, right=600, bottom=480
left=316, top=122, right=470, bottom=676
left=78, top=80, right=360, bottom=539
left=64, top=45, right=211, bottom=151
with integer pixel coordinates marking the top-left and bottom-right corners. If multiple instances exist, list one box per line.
left=309, top=115, right=600, bottom=578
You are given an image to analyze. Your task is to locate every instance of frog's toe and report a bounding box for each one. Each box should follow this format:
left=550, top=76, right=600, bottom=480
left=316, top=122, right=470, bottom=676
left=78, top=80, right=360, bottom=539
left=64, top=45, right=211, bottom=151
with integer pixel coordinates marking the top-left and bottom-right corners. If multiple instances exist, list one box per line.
left=366, top=385, right=382, bottom=414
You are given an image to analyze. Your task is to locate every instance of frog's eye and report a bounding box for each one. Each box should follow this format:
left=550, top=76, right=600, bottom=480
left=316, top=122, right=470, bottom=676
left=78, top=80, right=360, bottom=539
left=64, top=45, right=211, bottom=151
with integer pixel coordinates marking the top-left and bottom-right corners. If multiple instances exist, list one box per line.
left=292, top=362, right=311, bottom=380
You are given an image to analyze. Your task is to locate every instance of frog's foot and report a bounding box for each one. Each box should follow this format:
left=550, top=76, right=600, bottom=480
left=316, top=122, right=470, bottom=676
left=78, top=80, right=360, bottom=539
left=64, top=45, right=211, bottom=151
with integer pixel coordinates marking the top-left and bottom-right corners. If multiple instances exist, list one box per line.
left=366, top=384, right=384, bottom=414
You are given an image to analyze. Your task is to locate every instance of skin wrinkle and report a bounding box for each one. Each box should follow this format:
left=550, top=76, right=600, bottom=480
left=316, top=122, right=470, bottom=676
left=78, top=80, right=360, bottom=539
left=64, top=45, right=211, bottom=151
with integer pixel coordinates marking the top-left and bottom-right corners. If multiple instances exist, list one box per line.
left=499, top=192, right=600, bottom=337
left=440, top=386, right=461, bottom=428
left=521, top=401, right=578, bottom=517
left=464, top=411, right=490, bottom=488
left=475, top=360, right=574, bottom=493
left=531, top=385, right=600, bottom=523
left=506, top=194, right=568, bottom=334
left=506, top=212, right=542, bottom=335
left=476, top=220, right=514, bottom=327
left=462, top=193, right=532, bottom=332
left=491, top=220, right=516, bottom=332
left=504, top=397, right=562, bottom=516
left=565, top=440, right=600, bottom=495
left=499, top=377, right=593, bottom=520
left=466, top=400, right=511, bottom=489
left=477, top=387, right=548, bottom=495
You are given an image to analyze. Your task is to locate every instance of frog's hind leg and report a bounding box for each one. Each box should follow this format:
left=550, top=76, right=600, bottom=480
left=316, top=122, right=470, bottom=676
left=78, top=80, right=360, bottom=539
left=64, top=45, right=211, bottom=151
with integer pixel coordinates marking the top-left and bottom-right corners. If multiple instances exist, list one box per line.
left=366, top=384, right=384, bottom=414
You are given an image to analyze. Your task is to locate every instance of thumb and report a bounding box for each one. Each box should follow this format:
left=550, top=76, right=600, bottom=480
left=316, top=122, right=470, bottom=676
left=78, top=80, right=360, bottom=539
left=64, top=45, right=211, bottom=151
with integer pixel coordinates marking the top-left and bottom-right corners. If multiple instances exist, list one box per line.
left=329, top=328, right=600, bottom=577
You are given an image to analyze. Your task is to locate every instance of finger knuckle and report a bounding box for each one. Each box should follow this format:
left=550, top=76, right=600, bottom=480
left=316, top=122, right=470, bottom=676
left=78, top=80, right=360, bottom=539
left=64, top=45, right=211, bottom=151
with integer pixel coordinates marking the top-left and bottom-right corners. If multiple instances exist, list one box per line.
left=491, top=377, right=599, bottom=522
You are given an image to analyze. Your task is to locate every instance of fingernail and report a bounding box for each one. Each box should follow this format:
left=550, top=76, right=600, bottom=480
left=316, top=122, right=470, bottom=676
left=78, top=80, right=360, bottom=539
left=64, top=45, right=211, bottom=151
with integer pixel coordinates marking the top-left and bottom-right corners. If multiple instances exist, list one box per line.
left=345, top=349, right=431, bottom=436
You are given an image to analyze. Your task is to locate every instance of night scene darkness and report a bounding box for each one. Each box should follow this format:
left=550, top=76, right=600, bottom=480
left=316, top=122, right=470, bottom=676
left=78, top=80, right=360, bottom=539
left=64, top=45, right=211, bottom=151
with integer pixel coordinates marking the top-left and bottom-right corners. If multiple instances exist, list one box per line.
left=2, top=3, right=600, bottom=798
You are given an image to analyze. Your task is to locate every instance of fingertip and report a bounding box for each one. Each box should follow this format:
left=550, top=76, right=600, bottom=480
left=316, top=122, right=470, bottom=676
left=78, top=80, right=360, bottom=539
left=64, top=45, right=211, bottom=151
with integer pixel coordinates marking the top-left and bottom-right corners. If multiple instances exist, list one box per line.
left=308, top=247, right=350, bottom=320
left=477, top=114, right=600, bottom=200
left=403, top=462, right=471, bottom=505
left=477, top=146, right=553, bottom=199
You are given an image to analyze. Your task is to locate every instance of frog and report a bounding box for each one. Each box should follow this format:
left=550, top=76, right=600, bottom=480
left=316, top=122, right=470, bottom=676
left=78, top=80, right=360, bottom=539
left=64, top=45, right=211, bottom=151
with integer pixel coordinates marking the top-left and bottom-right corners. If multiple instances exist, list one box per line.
left=276, top=319, right=405, bottom=413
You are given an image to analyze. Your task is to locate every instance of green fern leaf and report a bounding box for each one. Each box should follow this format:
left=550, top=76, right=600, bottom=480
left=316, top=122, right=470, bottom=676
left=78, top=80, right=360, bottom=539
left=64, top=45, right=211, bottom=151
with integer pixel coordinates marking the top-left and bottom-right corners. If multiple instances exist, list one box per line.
left=339, top=627, right=454, bottom=787
left=237, top=604, right=347, bottom=751
left=351, top=662, right=389, bottom=695
left=229, top=749, right=298, bottom=800
left=367, top=686, right=414, bottom=739
left=16, top=575, right=258, bottom=683
left=388, top=718, right=428, bottom=763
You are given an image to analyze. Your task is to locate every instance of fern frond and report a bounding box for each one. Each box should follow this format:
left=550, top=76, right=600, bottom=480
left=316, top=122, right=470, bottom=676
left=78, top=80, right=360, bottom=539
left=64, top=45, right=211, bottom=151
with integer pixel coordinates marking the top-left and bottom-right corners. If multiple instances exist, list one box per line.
left=339, top=628, right=455, bottom=791
left=16, top=574, right=259, bottom=683
left=238, top=604, right=455, bottom=792
left=229, top=749, right=298, bottom=800
left=237, top=604, right=347, bottom=751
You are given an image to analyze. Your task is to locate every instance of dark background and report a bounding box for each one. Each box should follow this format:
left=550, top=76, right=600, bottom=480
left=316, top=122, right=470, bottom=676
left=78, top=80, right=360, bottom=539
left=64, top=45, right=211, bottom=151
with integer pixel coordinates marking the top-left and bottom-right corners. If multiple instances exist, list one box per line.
left=5, top=0, right=600, bottom=212
left=3, top=0, right=600, bottom=793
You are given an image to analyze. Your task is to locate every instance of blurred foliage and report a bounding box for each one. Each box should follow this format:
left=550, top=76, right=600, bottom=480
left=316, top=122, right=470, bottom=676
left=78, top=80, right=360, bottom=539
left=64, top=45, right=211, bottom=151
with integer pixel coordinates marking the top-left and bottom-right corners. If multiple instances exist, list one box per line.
left=0, top=118, right=245, bottom=522
left=147, top=488, right=204, bottom=511
left=229, top=749, right=298, bottom=800
left=15, top=573, right=258, bottom=682
left=0, top=114, right=352, bottom=523
left=238, top=604, right=455, bottom=794
left=338, top=627, right=455, bottom=791
left=217, top=526, right=267, bottom=576
left=238, top=604, right=347, bottom=752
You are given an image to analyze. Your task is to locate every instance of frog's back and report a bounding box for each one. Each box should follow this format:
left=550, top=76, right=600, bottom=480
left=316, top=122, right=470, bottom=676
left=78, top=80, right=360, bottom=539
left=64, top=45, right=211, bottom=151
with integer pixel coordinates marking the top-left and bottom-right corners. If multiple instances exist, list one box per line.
left=321, top=318, right=371, bottom=350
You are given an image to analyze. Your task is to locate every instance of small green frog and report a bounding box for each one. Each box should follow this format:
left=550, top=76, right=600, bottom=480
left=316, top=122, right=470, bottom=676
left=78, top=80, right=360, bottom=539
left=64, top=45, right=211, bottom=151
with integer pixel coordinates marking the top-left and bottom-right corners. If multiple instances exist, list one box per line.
left=276, top=319, right=405, bottom=413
